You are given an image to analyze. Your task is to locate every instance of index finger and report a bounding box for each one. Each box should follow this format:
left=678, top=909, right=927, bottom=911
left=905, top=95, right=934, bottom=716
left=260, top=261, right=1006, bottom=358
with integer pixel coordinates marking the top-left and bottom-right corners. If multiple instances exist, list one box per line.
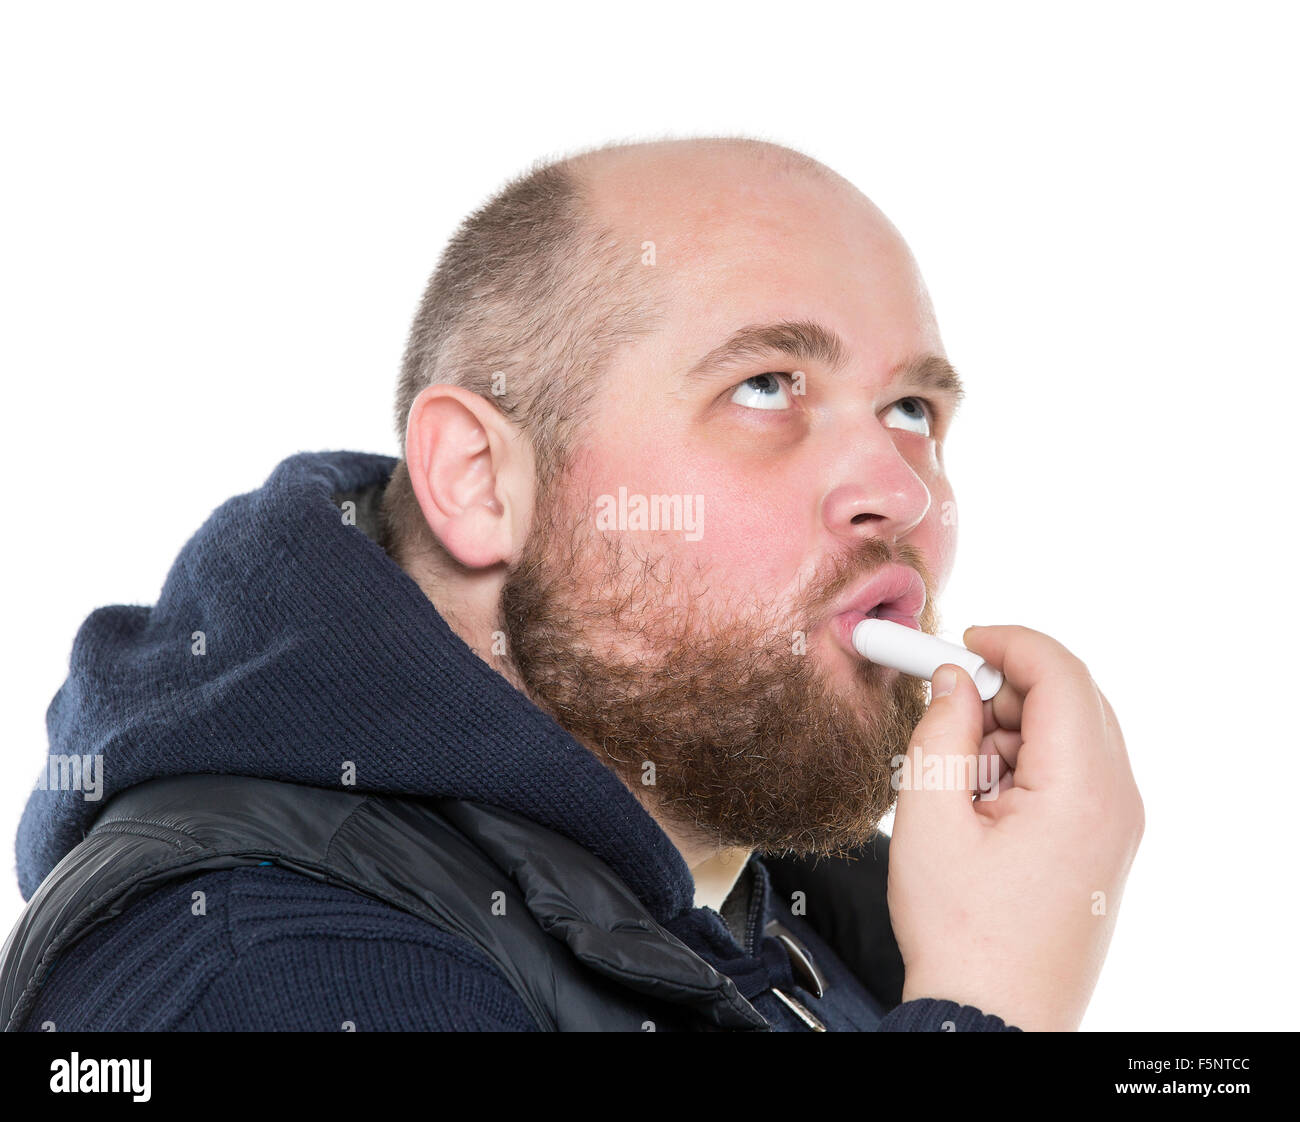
left=963, top=623, right=1092, bottom=694
left=962, top=623, right=1107, bottom=786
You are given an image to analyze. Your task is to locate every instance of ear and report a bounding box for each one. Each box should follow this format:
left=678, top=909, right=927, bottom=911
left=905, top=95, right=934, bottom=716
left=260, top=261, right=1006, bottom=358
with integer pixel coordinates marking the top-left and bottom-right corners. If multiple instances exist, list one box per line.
left=403, top=384, right=536, bottom=569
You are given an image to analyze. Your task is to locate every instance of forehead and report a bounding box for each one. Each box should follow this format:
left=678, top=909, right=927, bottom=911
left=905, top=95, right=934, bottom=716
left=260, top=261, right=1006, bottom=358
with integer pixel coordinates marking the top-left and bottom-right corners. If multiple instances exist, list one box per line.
left=584, top=150, right=943, bottom=380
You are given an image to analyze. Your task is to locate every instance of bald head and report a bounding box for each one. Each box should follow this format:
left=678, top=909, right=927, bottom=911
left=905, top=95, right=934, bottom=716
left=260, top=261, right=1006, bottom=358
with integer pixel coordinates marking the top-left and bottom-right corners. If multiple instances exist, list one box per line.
left=566, top=135, right=848, bottom=194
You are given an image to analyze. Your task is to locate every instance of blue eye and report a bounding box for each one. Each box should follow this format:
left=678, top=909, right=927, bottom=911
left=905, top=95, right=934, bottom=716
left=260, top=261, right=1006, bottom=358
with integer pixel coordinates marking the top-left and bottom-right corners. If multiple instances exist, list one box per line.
left=730, top=373, right=792, bottom=411
left=883, top=397, right=931, bottom=436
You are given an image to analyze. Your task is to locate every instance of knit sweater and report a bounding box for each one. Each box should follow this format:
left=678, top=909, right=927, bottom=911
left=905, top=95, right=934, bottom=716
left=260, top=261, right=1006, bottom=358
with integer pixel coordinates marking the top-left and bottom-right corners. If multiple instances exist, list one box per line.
left=14, top=450, right=1017, bottom=1032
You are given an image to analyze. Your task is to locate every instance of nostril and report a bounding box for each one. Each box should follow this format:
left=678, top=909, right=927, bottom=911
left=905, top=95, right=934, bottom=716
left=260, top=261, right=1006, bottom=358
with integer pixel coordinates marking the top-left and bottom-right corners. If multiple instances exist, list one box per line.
left=850, top=512, right=883, bottom=525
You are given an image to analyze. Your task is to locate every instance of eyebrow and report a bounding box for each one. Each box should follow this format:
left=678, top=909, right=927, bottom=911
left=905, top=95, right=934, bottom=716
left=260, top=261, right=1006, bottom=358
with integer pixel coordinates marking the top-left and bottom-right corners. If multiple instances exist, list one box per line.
left=682, top=319, right=966, bottom=404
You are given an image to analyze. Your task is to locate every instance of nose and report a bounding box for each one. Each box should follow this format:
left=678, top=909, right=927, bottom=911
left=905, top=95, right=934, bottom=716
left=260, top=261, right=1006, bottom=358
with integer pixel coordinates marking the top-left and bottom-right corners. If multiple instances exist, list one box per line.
left=820, top=443, right=931, bottom=545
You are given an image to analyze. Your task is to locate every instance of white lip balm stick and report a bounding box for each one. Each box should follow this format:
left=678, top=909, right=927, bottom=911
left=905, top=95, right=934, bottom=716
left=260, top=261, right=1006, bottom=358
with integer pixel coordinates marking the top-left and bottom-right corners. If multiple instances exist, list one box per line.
left=852, top=618, right=1004, bottom=701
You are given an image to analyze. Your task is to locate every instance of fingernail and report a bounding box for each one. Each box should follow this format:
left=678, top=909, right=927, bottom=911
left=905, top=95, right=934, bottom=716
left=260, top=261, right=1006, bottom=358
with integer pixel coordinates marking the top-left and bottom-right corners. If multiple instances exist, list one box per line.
left=932, top=666, right=957, bottom=698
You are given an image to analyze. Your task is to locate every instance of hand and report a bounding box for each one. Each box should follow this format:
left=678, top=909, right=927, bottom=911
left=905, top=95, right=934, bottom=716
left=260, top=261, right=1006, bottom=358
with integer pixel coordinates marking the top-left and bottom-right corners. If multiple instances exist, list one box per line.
left=887, top=625, right=1144, bottom=1031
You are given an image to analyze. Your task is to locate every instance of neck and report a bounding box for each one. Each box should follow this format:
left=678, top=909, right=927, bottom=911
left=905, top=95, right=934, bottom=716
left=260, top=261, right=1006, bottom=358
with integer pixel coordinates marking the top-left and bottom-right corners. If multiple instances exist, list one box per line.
left=617, top=777, right=752, bottom=912
left=686, top=842, right=752, bottom=913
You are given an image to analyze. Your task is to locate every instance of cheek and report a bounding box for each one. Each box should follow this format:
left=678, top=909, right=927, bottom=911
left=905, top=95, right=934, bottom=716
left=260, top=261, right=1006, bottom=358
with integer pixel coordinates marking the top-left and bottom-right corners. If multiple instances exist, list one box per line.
left=916, top=476, right=958, bottom=593
left=566, top=437, right=810, bottom=598
left=691, top=464, right=812, bottom=594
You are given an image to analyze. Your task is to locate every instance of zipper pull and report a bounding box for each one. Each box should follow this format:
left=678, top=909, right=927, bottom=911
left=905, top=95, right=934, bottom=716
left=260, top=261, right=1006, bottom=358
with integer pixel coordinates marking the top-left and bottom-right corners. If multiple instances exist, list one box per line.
left=771, top=987, right=827, bottom=1031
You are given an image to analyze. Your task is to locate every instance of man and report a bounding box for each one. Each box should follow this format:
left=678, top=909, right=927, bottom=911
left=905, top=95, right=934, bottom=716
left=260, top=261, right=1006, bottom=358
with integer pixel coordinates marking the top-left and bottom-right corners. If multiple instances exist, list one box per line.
left=3, top=137, right=1143, bottom=1032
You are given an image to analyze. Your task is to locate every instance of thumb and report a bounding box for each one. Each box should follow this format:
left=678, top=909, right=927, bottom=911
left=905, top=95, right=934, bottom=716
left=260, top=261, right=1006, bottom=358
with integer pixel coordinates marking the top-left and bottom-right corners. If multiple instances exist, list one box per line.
left=894, top=663, right=986, bottom=824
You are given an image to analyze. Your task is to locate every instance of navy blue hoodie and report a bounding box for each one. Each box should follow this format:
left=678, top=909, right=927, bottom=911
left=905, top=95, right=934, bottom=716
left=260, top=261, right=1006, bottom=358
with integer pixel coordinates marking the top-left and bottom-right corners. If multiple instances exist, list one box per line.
left=14, top=451, right=1014, bottom=1031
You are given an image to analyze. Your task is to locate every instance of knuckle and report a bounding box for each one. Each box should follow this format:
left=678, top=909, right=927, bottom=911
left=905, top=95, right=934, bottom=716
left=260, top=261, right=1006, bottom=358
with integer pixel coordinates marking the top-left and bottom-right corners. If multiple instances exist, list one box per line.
left=1012, top=626, right=1093, bottom=681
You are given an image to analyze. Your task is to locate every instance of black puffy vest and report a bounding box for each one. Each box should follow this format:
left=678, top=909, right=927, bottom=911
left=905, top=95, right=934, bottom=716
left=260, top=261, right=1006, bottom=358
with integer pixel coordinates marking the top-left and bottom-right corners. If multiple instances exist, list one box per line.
left=0, top=774, right=903, bottom=1031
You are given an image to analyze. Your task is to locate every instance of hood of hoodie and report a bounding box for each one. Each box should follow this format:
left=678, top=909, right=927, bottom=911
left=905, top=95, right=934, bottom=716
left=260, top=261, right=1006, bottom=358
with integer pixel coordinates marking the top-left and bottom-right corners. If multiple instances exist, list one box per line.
left=17, top=451, right=694, bottom=913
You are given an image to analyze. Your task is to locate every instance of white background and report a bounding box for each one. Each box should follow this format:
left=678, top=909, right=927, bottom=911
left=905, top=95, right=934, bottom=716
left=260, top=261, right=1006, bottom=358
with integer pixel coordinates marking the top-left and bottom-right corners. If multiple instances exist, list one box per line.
left=2, top=1, right=1296, bottom=1030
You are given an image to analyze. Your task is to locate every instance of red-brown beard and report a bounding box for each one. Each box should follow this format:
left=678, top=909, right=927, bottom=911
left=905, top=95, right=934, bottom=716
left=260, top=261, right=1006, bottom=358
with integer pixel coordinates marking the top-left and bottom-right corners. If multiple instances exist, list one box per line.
left=500, top=477, right=936, bottom=859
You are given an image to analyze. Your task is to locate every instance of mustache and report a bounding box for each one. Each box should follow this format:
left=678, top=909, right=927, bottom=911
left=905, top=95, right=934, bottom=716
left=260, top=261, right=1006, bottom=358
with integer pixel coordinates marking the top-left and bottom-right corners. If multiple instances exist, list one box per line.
left=792, top=538, right=936, bottom=628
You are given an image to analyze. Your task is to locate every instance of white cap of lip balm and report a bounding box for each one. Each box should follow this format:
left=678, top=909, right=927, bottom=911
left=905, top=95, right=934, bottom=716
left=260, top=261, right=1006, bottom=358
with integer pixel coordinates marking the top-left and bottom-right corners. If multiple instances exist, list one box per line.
left=851, top=618, right=1004, bottom=701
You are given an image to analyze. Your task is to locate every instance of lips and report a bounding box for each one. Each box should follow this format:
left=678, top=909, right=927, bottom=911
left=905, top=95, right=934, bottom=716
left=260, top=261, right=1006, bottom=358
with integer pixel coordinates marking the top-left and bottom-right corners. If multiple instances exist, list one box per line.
left=830, top=564, right=926, bottom=655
